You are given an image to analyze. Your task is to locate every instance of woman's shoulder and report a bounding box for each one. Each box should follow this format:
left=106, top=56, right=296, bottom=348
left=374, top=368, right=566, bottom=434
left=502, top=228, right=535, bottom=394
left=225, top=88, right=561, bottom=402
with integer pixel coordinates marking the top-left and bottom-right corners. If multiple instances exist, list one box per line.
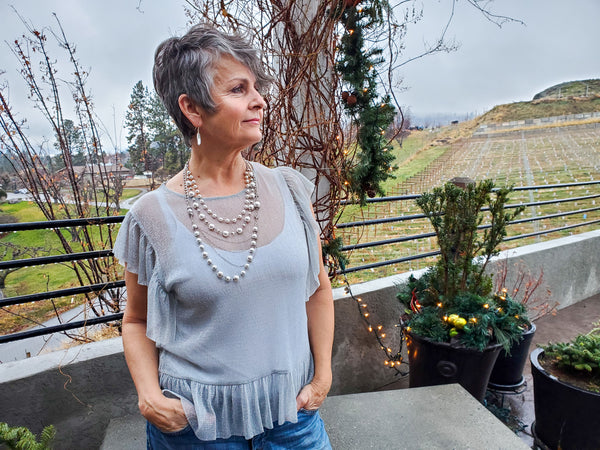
left=253, top=163, right=313, bottom=194
left=128, top=185, right=167, bottom=215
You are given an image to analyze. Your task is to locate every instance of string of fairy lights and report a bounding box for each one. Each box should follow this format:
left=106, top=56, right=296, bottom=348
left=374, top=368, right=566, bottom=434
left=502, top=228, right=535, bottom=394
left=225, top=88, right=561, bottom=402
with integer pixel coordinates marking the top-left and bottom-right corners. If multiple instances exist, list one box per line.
left=341, top=274, right=407, bottom=374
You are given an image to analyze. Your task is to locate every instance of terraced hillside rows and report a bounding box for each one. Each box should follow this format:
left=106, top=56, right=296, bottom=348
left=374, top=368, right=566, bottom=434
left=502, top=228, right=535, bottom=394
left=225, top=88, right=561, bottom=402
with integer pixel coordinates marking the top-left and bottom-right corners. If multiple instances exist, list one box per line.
left=338, top=123, right=600, bottom=284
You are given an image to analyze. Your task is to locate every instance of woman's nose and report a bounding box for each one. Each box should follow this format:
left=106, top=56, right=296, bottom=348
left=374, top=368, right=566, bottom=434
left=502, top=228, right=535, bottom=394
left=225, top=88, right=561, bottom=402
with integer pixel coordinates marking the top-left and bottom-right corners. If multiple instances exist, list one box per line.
left=251, top=89, right=266, bottom=110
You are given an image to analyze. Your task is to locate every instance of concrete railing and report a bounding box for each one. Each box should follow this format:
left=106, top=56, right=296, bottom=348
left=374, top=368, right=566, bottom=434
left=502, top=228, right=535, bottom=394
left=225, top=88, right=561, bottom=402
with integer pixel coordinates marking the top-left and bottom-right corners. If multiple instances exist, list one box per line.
left=0, top=230, right=598, bottom=448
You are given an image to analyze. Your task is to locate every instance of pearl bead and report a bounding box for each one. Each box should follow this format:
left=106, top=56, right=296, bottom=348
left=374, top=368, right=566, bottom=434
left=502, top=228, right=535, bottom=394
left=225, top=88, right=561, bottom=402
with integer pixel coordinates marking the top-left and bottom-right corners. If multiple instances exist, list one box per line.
left=183, top=160, right=259, bottom=283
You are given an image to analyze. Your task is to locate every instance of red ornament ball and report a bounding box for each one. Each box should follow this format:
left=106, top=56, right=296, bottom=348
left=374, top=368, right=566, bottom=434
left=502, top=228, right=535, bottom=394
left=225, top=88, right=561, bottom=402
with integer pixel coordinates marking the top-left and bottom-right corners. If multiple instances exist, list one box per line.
left=341, top=91, right=349, bottom=101
left=346, top=94, right=357, bottom=106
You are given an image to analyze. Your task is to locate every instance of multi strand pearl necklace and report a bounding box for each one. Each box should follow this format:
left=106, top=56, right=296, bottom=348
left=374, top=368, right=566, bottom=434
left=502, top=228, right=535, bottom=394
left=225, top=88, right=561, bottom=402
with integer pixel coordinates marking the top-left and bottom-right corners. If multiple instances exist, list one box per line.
left=183, top=160, right=260, bottom=282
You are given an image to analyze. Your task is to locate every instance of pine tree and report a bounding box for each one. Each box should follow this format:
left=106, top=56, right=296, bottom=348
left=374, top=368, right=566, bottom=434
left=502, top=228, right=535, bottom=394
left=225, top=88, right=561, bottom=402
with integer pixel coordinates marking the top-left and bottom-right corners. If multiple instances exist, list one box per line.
left=125, top=81, right=150, bottom=174
left=147, top=92, right=189, bottom=177
left=52, top=119, right=85, bottom=170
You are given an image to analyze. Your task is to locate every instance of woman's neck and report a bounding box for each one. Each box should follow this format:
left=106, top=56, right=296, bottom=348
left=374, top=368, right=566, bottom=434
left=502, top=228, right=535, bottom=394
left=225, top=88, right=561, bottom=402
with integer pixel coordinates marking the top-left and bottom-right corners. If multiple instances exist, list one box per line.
left=185, top=151, right=247, bottom=197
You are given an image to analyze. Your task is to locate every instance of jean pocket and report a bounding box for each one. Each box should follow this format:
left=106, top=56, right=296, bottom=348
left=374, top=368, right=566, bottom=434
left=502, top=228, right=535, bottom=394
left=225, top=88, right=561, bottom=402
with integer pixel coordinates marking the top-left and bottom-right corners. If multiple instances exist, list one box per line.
left=160, top=423, right=193, bottom=436
left=298, top=408, right=319, bottom=416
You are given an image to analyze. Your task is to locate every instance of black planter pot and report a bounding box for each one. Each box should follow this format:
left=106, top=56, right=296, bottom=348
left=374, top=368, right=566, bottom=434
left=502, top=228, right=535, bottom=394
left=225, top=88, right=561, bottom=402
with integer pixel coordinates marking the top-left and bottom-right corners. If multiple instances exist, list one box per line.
left=530, top=347, right=600, bottom=450
left=488, top=322, right=536, bottom=389
left=406, top=331, right=502, bottom=402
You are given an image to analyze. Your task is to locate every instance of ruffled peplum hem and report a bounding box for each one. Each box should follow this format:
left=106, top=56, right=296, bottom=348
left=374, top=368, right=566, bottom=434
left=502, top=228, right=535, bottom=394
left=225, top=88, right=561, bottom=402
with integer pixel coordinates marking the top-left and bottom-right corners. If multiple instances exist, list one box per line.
left=159, top=357, right=314, bottom=441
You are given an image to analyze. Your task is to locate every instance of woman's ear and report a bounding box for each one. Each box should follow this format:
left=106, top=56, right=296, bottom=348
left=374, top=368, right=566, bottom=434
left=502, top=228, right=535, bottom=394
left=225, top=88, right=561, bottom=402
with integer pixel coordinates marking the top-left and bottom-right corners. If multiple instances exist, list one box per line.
left=178, top=94, right=203, bottom=128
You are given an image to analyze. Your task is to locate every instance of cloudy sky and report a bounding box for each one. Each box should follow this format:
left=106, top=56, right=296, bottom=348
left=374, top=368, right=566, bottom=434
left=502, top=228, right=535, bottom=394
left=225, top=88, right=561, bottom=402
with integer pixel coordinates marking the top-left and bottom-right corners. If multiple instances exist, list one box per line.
left=1, top=0, right=598, bottom=146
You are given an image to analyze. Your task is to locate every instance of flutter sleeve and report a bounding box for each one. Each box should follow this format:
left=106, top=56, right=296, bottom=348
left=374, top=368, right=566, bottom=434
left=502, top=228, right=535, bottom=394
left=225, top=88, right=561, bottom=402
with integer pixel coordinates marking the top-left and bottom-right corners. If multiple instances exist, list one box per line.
left=113, top=212, right=157, bottom=286
left=277, top=166, right=322, bottom=299
left=113, top=209, right=176, bottom=345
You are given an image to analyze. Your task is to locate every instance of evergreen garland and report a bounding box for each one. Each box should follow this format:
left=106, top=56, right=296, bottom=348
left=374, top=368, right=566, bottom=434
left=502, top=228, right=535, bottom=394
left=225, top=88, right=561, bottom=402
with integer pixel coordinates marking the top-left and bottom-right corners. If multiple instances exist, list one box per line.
left=336, top=0, right=397, bottom=205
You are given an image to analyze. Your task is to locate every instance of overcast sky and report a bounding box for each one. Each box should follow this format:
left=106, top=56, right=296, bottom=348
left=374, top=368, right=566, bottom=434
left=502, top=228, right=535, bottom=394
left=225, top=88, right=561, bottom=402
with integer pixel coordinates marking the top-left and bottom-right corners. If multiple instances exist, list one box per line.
left=1, top=0, right=599, bottom=147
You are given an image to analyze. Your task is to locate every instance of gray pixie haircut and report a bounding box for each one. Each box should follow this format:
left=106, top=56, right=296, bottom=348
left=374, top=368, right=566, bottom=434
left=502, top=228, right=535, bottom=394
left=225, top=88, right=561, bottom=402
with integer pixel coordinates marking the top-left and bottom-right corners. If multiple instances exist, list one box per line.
left=153, top=24, right=272, bottom=146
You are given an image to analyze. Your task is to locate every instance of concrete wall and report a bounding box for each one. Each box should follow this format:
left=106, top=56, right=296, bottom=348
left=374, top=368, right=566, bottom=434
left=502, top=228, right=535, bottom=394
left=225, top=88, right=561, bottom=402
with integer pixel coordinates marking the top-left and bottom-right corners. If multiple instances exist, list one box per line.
left=0, top=230, right=598, bottom=446
left=474, top=112, right=600, bottom=135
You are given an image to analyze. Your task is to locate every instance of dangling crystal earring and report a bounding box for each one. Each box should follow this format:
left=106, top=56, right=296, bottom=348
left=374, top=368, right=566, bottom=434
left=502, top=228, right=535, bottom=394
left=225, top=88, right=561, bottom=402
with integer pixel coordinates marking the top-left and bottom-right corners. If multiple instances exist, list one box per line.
left=196, top=127, right=202, bottom=146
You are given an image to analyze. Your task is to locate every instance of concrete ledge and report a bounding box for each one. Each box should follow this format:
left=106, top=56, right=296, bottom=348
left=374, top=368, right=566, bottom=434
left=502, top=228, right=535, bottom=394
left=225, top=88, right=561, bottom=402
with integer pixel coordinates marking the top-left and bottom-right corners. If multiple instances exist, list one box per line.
left=101, top=384, right=528, bottom=449
left=321, top=384, right=529, bottom=449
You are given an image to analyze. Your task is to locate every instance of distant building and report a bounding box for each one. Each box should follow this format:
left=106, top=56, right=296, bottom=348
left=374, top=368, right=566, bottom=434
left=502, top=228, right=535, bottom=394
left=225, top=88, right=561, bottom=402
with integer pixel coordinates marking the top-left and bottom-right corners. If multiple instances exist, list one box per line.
left=54, top=163, right=133, bottom=186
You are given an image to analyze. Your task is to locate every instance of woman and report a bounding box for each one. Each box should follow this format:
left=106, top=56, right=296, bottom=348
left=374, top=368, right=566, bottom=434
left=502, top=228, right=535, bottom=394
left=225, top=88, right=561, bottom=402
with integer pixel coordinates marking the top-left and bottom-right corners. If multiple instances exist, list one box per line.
left=114, top=24, right=334, bottom=449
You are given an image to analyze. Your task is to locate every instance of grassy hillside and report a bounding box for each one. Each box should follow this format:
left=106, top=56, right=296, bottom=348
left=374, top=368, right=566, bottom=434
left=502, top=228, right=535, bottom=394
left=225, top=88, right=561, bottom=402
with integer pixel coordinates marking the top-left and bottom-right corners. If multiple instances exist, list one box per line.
left=533, top=79, right=600, bottom=100
left=478, top=79, right=600, bottom=124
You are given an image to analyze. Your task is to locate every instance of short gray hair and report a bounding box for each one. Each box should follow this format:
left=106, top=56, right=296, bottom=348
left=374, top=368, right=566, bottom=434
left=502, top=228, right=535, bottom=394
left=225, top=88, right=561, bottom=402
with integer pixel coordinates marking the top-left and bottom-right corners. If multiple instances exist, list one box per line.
left=153, top=24, right=272, bottom=146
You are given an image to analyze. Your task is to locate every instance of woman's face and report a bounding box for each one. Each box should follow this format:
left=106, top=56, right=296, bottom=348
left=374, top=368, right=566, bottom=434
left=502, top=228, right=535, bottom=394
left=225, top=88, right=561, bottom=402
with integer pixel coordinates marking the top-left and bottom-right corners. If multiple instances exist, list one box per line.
left=199, top=55, right=266, bottom=151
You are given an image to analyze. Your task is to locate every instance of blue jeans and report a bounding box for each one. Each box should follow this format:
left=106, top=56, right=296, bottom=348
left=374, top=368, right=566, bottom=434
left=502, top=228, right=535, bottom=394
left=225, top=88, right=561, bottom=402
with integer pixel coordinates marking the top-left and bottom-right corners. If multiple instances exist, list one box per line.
left=146, top=409, right=331, bottom=449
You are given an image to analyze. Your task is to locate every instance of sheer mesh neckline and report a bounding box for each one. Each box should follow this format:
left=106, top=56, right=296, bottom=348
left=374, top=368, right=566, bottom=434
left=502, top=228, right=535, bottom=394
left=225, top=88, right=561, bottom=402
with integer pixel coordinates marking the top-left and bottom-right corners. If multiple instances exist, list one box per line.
left=158, top=164, right=285, bottom=252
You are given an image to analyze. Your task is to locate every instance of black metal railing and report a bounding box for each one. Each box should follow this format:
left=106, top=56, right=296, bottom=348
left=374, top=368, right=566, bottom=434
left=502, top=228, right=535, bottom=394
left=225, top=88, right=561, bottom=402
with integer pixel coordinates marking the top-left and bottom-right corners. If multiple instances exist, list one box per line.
left=0, top=216, right=125, bottom=344
left=0, top=180, right=599, bottom=344
left=336, top=180, right=600, bottom=274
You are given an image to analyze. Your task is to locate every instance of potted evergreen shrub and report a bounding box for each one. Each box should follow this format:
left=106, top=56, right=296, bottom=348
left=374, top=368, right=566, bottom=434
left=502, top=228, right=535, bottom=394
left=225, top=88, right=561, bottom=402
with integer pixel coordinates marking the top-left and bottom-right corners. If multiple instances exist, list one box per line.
left=397, top=179, right=528, bottom=402
left=530, top=324, right=600, bottom=449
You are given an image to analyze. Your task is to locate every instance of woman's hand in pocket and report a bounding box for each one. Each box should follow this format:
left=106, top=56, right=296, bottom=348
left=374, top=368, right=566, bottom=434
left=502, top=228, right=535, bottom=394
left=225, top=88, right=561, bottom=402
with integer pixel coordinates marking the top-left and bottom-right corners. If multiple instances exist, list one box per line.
left=139, top=393, right=189, bottom=433
left=296, top=378, right=330, bottom=411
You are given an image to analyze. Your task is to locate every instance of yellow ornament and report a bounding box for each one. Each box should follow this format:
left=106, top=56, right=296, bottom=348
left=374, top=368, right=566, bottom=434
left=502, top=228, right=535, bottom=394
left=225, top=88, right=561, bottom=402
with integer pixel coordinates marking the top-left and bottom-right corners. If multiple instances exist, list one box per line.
left=454, top=317, right=467, bottom=330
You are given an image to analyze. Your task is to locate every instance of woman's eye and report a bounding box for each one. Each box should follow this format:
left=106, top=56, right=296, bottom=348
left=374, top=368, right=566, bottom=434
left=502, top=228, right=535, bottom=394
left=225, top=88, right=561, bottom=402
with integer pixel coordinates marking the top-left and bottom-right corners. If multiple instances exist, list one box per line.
left=232, top=85, right=244, bottom=93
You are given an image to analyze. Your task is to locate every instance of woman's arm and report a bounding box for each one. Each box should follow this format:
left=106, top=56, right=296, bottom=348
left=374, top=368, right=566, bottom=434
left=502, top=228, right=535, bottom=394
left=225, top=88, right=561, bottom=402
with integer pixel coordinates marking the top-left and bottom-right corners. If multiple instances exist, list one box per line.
left=296, top=240, right=335, bottom=410
left=122, top=268, right=188, bottom=432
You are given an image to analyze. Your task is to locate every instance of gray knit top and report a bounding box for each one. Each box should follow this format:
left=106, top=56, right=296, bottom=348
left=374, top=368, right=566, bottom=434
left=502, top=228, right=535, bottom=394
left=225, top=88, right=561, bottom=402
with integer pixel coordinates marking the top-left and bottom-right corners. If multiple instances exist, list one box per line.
left=113, top=163, right=322, bottom=441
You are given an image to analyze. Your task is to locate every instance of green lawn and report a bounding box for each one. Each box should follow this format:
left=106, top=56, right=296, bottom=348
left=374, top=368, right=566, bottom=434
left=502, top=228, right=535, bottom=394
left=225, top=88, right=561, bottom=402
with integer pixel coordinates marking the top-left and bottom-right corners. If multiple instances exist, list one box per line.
left=0, top=200, right=125, bottom=333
